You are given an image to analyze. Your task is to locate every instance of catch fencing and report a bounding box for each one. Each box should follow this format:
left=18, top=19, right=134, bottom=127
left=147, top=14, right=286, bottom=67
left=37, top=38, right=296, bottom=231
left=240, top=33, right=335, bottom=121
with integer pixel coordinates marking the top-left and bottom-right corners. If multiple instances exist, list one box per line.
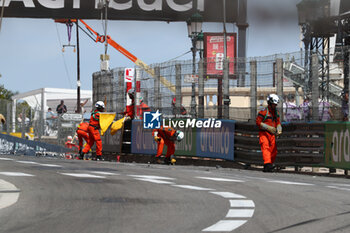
left=2, top=48, right=348, bottom=158
left=92, top=48, right=347, bottom=124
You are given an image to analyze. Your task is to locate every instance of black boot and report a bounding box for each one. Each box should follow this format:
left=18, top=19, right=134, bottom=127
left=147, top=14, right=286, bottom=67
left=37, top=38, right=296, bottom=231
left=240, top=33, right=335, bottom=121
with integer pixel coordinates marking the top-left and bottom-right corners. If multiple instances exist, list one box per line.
left=79, top=151, right=84, bottom=160
left=164, top=157, right=171, bottom=165
left=263, top=163, right=274, bottom=172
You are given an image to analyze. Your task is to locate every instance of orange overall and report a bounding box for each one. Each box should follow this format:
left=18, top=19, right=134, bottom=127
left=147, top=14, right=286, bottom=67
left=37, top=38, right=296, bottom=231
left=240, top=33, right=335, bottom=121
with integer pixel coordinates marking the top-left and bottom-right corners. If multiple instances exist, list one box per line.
left=256, top=106, right=281, bottom=164
left=82, top=110, right=102, bottom=156
left=152, top=126, right=176, bottom=158
left=137, top=102, right=151, bottom=119
left=76, top=122, right=89, bottom=151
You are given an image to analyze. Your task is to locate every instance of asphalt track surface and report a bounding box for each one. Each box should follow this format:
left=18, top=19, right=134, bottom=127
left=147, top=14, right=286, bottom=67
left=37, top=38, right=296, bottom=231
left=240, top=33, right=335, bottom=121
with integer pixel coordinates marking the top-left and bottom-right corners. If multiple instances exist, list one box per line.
left=0, top=155, right=350, bottom=233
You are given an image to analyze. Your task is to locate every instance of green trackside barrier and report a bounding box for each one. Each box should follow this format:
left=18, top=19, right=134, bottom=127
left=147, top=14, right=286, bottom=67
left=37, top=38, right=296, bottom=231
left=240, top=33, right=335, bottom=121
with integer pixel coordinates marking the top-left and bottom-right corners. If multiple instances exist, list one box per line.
left=325, top=122, right=350, bottom=170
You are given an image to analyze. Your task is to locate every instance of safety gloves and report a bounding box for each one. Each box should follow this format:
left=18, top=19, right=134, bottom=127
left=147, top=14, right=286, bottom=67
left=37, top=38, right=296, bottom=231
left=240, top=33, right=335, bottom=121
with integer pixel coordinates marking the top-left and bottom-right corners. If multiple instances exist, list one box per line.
left=260, top=122, right=277, bottom=134
left=276, top=124, right=282, bottom=136
left=154, top=136, right=161, bottom=142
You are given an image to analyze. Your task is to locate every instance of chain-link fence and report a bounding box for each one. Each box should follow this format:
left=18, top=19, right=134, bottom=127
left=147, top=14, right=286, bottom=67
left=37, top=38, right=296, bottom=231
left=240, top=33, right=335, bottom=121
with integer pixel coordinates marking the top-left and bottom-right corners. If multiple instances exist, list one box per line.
left=0, top=98, right=83, bottom=148
left=3, top=48, right=348, bottom=146
left=91, top=48, right=347, bottom=123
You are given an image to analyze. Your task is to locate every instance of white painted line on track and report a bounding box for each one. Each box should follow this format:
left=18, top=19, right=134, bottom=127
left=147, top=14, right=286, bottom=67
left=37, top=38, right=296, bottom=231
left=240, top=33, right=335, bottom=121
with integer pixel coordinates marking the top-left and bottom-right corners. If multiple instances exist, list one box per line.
left=16, top=161, right=39, bottom=165
left=0, top=172, right=34, bottom=177
left=226, top=209, right=254, bottom=218
left=0, top=158, right=14, bottom=161
left=196, top=177, right=244, bottom=182
left=61, top=173, right=106, bottom=178
left=210, top=192, right=246, bottom=199
left=38, top=164, right=62, bottom=167
left=90, top=171, right=119, bottom=175
left=202, top=220, right=247, bottom=232
left=268, top=180, right=314, bottom=186
left=330, top=183, right=350, bottom=187
left=229, top=200, right=255, bottom=208
left=327, top=186, right=350, bottom=192
left=0, top=179, right=20, bottom=209
left=128, top=175, right=175, bottom=180
left=172, top=185, right=214, bottom=191
left=134, top=178, right=175, bottom=184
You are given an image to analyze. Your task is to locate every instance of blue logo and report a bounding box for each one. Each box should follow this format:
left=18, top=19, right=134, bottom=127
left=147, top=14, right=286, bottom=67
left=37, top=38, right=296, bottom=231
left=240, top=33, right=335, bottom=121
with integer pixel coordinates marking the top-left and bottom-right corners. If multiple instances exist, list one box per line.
left=143, top=110, right=162, bottom=129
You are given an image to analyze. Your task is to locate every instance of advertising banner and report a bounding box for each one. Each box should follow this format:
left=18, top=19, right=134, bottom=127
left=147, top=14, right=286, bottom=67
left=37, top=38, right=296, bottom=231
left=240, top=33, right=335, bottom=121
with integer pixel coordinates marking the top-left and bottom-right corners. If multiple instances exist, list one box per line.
left=0, top=133, right=69, bottom=156
left=324, top=122, right=350, bottom=169
left=2, top=0, right=238, bottom=22
left=131, top=119, right=233, bottom=160
left=204, top=33, right=237, bottom=77
left=174, top=125, right=196, bottom=156
left=131, top=120, right=157, bottom=155
left=196, top=120, right=234, bottom=160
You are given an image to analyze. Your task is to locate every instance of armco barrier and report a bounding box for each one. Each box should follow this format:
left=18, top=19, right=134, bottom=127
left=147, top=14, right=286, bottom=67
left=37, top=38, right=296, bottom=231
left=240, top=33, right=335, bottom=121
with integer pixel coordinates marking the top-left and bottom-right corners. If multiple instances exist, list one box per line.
left=234, top=122, right=325, bottom=166
left=0, top=133, right=69, bottom=156
left=131, top=120, right=235, bottom=160
left=102, top=127, right=122, bottom=153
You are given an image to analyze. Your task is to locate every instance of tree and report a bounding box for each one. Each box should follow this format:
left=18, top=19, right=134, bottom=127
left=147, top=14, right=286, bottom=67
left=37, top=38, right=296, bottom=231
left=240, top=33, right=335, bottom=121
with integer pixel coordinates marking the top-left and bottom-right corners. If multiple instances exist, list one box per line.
left=0, top=84, right=17, bottom=100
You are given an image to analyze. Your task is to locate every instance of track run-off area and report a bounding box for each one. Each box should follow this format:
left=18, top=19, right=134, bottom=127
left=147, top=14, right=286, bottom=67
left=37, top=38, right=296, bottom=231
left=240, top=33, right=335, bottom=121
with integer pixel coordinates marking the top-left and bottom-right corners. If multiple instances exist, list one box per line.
left=0, top=155, right=349, bottom=233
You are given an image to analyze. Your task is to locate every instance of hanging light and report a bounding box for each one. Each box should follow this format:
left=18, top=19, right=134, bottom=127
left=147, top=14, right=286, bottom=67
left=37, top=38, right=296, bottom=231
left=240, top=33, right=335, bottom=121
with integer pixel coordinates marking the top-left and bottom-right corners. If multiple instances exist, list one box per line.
left=187, top=12, right=203, bottom=37
left=196, top=32, right=204, bottom=51
left=190, top=12, right=203, bottom=35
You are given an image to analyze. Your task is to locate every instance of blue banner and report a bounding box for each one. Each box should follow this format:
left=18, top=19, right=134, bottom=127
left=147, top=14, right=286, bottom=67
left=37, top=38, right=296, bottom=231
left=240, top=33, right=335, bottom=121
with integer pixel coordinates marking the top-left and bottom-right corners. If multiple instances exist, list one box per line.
left=131, top=120, right=157, bottom=155
left=131, top=119, right=235, bottom=161
left=0, top=133, right=70, bottom=156
left=196, top=120, right=235, bottom=160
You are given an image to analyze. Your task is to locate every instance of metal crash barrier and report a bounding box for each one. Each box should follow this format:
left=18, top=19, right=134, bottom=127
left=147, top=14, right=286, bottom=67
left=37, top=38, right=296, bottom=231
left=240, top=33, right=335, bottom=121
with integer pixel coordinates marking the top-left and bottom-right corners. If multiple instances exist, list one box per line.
left=234, top=122, right=325, bottom=166
left=0, top=133, right=70, bottom=156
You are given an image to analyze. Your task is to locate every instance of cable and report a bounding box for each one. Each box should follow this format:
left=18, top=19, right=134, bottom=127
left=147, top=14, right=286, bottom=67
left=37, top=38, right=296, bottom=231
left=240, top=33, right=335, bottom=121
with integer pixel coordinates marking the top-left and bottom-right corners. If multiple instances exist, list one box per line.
left=0, top=0, right=5, bottom=33
left=164, top=50, right=191, bottom=62
left=55, top=23, right=73, bottom=89
left=78, top=24, right=96, bottom=42
left=100, top=0, right=109, bottom=55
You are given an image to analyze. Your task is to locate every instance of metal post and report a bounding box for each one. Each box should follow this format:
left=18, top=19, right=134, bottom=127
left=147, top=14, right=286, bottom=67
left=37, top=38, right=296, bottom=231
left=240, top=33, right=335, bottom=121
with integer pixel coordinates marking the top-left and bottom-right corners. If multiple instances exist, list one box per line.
left=154, top=67, right=160, bottom=110
left=135, top=68, right=141, bottom=119
left=190, top=39, right=197, bottom=118
left=250, top=60, right=257, bottom=121
left=12, top=99, right=16, bottom=133
left=198, top=60, right=204, bottom=118
left=223, top=59, right=230, bottom=119
left=311, top=54, right=319, bottom=121
left=276, top=58, right=283, bottom=121
left=117, top=70, right=124, bottom=116
left=218, top=78, right=223, bottom=119
left=237, top=0, right=248, bottom=87
left=175, top=64, right=182, bottom=116
left=21, top=108, right=25, bottom=139
left=6, top=102, right=11, bottom=134
left=76, top=20, right=81, bottom=113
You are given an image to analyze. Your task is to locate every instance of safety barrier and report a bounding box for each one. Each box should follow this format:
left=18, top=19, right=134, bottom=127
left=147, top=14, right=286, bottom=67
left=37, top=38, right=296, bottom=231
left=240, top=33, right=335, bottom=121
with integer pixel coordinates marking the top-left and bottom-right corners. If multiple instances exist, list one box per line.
left=0, top=133, right=70, bottom=156
left=131, top=120, right=235, bottom=160
left=235, top=122, right=325, bottom=166
left=101, top=120, right=350, bottom=170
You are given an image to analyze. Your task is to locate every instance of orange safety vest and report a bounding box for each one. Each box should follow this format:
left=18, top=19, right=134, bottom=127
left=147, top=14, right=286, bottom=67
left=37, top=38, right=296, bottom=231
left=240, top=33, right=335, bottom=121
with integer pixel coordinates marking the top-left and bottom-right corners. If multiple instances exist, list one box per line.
left=77, top=122, right=89, bottom=132
left=152, top=126, right=177, bottom=141
left=89, top=110, right=100, bottom=128
left=256, top=106, right=281, bottom=130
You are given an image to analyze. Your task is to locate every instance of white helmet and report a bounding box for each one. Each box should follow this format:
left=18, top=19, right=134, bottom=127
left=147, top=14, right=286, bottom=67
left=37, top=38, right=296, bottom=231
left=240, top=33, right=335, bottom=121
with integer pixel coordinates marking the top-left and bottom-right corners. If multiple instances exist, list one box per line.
left=267, top=94, right=279, bottom=105
left=67, top=136, right=73, bottom=141
left=176, top=130, right=184, bottom=142
left=95, top=101, right=105, bottom=109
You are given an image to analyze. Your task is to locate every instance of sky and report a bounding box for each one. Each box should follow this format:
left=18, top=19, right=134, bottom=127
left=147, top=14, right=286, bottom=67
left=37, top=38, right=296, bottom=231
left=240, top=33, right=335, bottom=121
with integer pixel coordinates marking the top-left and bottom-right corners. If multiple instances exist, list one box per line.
left=0, top=0, right=302, bottom=94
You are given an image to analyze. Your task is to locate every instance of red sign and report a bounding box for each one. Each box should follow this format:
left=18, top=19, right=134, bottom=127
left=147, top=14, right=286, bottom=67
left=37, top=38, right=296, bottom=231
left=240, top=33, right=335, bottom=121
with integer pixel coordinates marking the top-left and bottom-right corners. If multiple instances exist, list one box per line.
left=204, top=33, right=236, bottom=77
